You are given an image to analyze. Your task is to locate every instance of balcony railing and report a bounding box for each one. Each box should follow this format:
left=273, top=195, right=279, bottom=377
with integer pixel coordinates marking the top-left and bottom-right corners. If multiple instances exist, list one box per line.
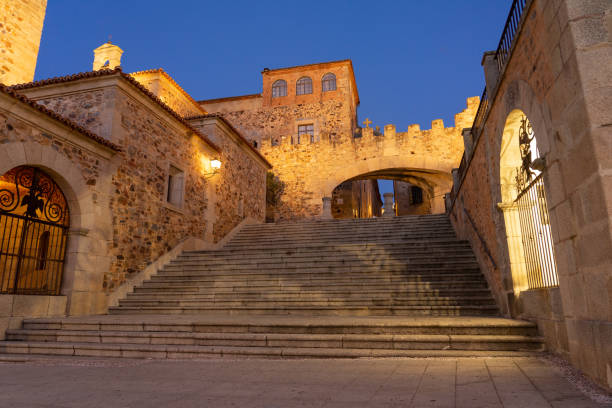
left=448, top=0, right=531, bottom=209
left=495, top=0, right=528, bottom=74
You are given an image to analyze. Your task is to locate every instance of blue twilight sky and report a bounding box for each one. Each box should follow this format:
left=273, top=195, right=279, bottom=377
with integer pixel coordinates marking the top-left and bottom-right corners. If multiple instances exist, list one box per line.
left=35, top=1, right=511, bottom=198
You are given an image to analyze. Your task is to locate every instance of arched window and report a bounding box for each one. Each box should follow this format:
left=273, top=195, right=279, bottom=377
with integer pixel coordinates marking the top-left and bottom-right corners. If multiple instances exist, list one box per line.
left=296, top=77, right=312, bottom=95
left=272, top=80, right=287, bottom=98
left=322, top=73, right=336, bottom=92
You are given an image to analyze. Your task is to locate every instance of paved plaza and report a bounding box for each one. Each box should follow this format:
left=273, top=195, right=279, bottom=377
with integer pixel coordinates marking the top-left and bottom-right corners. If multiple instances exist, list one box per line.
left=0, top=355, right=610, bottom=407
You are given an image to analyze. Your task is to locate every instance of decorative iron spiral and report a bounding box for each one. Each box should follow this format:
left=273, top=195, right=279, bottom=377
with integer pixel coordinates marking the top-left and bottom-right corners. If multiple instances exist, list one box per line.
left=0, top=188, right=17, bottom=212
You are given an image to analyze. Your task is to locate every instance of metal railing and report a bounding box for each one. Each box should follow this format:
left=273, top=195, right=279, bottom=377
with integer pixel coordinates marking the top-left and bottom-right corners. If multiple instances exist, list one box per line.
left=495, top=0, right=528, bottom=74
left=515, top=174, right=559, bottom=289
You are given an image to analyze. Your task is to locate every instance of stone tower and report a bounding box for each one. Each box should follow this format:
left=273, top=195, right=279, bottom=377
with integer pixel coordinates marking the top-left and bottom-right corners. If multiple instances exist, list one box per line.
left=93, top=42, right=123, bottom=70
left=0, top=0, right=47, bottom=85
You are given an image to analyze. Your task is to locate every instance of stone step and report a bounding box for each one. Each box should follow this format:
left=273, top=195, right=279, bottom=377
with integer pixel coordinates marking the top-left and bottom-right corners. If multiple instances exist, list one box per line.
left=117, top=297, right=497, bottom=307
left=18, top=316, right=539, bottom=336
left=173, top=252, right=477, bottom=264
left=155, top=270, right=483, bottom=279
left=219, top=239, right=471, bottom=251
left=188, top=241, right=473, bottom=255
left=135, top=282, right=490, bottom=294
left=0, top=341, right=543, bottom=359
left=160, top=262, right=481, bottom=273
left=5, top=330, right=543, bottom=352
left=126, top=288, right=495, bottom=300
left=108, top=305, right=499, bottom=316
left=147, top=273, right=486, bottom=284
left=137, top=281, right=490, bottom=292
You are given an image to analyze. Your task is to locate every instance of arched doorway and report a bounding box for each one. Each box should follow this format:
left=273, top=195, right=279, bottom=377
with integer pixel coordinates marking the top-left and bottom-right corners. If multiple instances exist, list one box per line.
left=330, top=168, right=450, bottom=219
left=0, top=166, right=70, bottom=295
left=499, top=110, right=558, bottom=292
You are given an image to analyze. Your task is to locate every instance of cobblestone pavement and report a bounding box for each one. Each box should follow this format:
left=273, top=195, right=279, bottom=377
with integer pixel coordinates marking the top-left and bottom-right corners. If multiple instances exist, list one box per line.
left=0, top=356, right=610, bottom=407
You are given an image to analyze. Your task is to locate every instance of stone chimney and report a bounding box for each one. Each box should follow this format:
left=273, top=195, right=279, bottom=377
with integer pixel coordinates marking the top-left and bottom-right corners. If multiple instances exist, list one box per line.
left=93, top=42, right=123, bottom=71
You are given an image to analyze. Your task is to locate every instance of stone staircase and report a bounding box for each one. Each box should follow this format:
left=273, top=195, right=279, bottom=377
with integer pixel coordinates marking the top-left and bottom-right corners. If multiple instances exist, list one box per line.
left=0, top=215, right=544, bottom=358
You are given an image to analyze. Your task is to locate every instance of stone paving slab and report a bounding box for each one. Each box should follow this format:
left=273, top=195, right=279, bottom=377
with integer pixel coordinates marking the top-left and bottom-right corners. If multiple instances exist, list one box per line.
left=0, top=356, right=609, bottom=407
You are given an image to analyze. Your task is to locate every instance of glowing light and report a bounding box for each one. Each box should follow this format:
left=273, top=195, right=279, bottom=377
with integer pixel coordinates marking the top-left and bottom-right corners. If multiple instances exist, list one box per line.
left=210, top=159, right=221, bottom=170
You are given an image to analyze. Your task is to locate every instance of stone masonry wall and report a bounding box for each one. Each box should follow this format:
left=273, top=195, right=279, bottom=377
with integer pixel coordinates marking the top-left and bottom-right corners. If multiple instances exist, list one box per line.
left=449, top=0, right=612, bottom=390
left=27, top=79, right=266, bottom=292
left=0, top=0, right=46, bottom=86
left=255, top=99, right=477, bottom=220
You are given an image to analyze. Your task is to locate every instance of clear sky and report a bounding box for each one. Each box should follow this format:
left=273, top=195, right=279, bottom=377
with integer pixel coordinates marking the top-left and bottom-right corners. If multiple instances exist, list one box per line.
left=36, top=0, right=512, bottom=199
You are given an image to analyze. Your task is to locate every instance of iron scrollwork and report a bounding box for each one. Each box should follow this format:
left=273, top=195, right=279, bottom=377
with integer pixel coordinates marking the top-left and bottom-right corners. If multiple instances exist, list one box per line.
left=0, top=166, right=69, bottom=225
left=515, top=116, right=545, bottom=194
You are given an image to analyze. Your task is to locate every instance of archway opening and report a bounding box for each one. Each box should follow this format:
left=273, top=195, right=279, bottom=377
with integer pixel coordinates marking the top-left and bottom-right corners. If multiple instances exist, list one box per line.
left=330, top=168, right=450, bottom=219
left=0, top=166, right=70, bottom=295
left=499, top=110, right=558, bottom=292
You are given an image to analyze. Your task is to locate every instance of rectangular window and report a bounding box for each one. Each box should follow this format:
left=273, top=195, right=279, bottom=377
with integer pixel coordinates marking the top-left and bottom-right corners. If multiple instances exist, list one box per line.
left=297, top=124, right=314, bottom=144
left=166, top=165, right=185, bottom=208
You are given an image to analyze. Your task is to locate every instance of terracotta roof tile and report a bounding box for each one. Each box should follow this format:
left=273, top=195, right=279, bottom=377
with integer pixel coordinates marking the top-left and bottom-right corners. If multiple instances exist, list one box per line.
left=0, top=84, right=121, bottom=152
left=198, top=93, right=261, bottom=104
left=9, top=68, right=220, bottom=153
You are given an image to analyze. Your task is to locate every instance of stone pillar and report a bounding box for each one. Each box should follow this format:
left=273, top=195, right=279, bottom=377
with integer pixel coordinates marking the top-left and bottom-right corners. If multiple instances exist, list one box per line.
left=321, top=197, right=332, bottom=219
left=481, top=51, right=500, bottom=96
left=462, top=128, right=474, bottom=160
left=498, top=202, right=528, bottom=294
left=382, top=193, right=395, bottom=217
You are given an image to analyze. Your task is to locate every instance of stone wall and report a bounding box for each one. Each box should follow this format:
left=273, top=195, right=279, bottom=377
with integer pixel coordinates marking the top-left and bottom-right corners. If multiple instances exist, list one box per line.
left=188, top=116, right=269, bottom=241
left=253, top=99, right=477, bottom=220
left=131, top=69, right=206, bottom=118
left=0, top=0, right=46, bottom=86
left=15, top=73, right=268, bottom=295
left=394, top=181, right=431, bottom=215
left=0, top=86, right=118, bottom=317
left=448, top=0, right=612, bottom=391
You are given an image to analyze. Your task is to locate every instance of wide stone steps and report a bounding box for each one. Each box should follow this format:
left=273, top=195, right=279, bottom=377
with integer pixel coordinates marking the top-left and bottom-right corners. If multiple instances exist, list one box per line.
left=0, top=315, right=543, bottom=359
left=0, top=215, right=545, bottom=359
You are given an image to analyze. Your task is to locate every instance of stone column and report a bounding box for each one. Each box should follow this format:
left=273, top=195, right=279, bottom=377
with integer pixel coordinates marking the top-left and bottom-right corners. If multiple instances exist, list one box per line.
left=382, top=193, right=395, bottom=217
left=481, top=51, right=500, bottom=96
left=321, top=197, right=332, bottom=219
left=498, top=202, right=528, bottom=294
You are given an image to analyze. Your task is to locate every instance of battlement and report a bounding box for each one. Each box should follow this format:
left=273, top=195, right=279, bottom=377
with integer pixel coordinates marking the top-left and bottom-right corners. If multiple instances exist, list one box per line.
left=258, top=96, right=479, bottom=151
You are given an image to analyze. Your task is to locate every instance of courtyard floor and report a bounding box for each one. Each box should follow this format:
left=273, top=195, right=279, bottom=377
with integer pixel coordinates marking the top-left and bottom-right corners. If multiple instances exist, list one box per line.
left=0, top=355, right=610, bottom=408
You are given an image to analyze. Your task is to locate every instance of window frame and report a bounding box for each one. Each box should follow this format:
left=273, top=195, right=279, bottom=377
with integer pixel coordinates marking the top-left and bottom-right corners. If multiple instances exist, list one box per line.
left=297, top=123, right=314, bottom=144
left=272, top=79, right=287, bottom=98
left=296, top=77, right=313, bottom=95
left=165, top=164, right=186, bottom=210
left=322, top=73, right=337, bottom=92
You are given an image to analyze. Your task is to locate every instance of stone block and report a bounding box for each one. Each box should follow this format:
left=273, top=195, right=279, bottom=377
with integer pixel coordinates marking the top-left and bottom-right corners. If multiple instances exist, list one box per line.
left=0, top=317, right=9, bottom=340
left=568, top=12, right=609, bottom=49
left=553, top=199, right=576, bottom=241
left=0, top=295, right=14, bottom=317
left=559, top=273, right=587, bottom=318
left=47, top=296, right=67, bottom=316
left=583, top=265, right=612, bottom=321
left=583, top=86, right=612, bottom=128
left=11, top=295, right=50, bottom=317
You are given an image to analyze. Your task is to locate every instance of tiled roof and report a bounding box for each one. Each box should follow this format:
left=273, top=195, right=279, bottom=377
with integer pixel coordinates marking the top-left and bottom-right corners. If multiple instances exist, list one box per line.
left=198, top=93, right=261, bottom=104
left=129, top=68, right=207, bottom=114
left=0, top=84, right=121, bottom=152
left=187, top=113, right=272, bottom=169
left=9, top=67, right=220, bottom=153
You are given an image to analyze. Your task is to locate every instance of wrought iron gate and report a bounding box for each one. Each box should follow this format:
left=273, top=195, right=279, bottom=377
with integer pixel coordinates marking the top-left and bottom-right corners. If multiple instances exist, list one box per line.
left=514, top=117, right=559, bottom=289
left=0, top=166, right=69, bottom=295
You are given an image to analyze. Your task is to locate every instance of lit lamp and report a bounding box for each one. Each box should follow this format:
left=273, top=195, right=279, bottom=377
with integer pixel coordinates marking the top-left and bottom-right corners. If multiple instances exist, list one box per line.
left=203, top=158, right=222, bottom=179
